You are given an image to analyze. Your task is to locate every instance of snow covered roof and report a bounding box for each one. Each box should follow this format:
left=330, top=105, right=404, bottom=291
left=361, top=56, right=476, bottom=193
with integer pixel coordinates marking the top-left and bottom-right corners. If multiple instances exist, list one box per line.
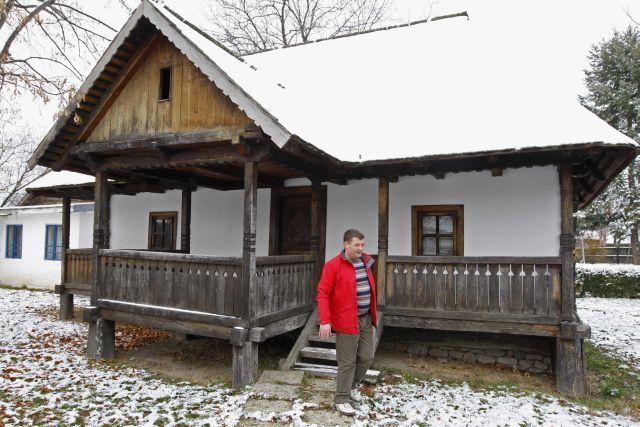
left=154, top=1, right=638, bottom=162
left=27, top=171, right=94, bottom=189
left=242, top=15, right=638, bottom=161
left=29, top=0, right=637, bottom=169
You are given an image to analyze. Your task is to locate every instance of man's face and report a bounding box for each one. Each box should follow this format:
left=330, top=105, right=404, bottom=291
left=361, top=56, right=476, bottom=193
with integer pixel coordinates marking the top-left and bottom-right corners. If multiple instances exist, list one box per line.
left=344, top=237, right=365, bottom=260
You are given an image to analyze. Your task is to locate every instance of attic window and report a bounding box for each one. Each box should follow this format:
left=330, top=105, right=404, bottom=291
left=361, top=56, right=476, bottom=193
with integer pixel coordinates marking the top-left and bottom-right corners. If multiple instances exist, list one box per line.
left=159, top=67, right=171, bottom=101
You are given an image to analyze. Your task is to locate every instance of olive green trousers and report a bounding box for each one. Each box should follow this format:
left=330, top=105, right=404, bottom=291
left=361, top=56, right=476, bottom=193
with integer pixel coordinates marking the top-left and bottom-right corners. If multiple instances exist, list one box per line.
left=334, top=313, right=374, bottom=404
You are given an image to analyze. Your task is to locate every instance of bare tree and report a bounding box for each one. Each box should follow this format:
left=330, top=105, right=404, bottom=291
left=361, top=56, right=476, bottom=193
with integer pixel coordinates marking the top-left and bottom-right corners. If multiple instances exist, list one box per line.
left=0, top=107, right=47, bottom=206
left=0, top=1, right=136, bottom=207
left=207, top=0, right=391, bottom=55
left=0, top=0, right=122, bottom=106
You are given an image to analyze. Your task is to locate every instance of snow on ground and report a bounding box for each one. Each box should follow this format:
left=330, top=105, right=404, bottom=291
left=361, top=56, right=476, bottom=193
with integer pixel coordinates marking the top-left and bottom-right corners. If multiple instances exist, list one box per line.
left=1, top=288, right=638, bottom=426
left=578, top=297, right=640, bottom=367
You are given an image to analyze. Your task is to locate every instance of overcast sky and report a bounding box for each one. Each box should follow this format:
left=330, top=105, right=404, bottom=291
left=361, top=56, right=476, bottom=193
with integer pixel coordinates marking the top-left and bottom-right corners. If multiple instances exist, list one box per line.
left=20, top=0, right=640, bottom=140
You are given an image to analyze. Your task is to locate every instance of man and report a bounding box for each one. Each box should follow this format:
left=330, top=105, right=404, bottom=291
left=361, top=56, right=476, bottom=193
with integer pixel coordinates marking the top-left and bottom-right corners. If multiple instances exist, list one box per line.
left=316, top=229, right=378, bottom=416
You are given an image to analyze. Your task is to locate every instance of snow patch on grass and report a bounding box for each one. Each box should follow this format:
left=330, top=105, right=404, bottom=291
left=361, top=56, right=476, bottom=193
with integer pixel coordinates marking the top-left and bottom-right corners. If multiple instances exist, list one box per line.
left=577, top=297, right=640, bottom=367
left=1, top=289, right=639, bottom=426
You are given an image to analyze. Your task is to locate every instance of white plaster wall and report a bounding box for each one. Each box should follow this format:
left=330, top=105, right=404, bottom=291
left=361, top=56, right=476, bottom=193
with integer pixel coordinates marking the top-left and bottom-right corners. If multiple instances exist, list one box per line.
left=191, top=187, right=270, bottom=256
left=0, top=205, right=94, bottom=289
left=388, top=166, right=560, bottom=256
left=107, top=166, right=560, bottom=261
left=110, top=190, right=183, bottom=250
left=324, top=166, right=560, bottom=259
left=110, top=188, right=271, bottom=256
left=75, top=210, right=94, bottom=248
left=325, top=179, right=379, bottom=259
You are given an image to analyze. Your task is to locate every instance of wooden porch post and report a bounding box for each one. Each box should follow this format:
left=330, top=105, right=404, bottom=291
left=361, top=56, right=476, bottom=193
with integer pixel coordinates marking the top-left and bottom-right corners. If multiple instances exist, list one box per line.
left=377, top=177, right=389, bottom=308
left=310, top=179, right=322, bottom=282
left=86, top=170, right=115, bottom=360
left=556, top=164, right=587, bottom=397
left=58, top=197, right=74, bottom=320
left=232, top=161, right=259, bottom=387
left=180, top=187, right=192, bottom=254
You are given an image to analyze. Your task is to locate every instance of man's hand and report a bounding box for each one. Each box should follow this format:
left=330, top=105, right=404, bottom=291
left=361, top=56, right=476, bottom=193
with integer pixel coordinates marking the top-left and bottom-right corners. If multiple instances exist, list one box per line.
left=319, top=323, right=332, bottom=340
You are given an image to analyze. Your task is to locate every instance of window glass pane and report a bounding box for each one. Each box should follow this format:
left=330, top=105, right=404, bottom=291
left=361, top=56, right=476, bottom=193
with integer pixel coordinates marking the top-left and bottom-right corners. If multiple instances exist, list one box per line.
left=422, top=215, right=436, bottom=234
left=439, top=215, right=454, bottom=234
left=439, top=237, right=454, bottom=255
left=422, top=237, right=437, bottom=255
left=47, top=226, right=54, bottom=245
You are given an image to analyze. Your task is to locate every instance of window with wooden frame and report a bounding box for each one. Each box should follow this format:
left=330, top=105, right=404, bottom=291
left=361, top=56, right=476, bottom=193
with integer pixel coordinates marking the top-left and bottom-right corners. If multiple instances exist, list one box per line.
left=5, top=224, right=22, bottom=259
left=412, top=205, right=464, bottom=256
left=148, top=212, right=177, bottom=251
left=158, top=67, right=172, bottom=101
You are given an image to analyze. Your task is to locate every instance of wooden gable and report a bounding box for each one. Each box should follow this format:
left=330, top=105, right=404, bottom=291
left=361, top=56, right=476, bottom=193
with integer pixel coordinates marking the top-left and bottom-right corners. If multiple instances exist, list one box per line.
left=87, top=34, right=252, bottom=143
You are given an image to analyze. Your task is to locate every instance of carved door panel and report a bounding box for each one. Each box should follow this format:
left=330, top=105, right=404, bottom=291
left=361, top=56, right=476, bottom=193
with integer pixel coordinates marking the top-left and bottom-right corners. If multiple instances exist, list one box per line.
left=269, top=186, right=327, bottom=258
left=277, top=194, right=311, bottom=255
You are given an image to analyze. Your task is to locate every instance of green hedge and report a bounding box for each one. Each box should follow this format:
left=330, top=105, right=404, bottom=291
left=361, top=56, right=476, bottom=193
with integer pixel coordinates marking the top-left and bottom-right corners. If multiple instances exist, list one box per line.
left=576, top=263, right=640, bottom=298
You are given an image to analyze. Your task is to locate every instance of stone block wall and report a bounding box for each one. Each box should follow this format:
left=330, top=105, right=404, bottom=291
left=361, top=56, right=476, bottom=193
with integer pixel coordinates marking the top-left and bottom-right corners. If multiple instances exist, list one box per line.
left=378, top=327, right=554, bottom=375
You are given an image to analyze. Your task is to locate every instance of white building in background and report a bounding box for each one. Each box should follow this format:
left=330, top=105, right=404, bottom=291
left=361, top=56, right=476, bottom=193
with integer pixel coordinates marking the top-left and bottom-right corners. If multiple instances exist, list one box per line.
left=0, top=171, right=94, bottom=290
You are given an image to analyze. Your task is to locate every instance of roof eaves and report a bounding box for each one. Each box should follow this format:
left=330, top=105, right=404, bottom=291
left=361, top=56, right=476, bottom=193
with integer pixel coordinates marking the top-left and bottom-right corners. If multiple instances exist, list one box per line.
left=28, top=3, right=147, bottom=169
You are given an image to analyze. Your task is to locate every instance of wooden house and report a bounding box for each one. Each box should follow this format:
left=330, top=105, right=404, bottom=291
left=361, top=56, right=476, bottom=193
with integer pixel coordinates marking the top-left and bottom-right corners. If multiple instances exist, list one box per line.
left=28, top=1, right=638, bottom=395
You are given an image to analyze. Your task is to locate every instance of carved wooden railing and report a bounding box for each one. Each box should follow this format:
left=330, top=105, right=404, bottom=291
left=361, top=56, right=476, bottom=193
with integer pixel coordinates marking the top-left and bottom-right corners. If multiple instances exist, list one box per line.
left=255, top=255, right=316, bottom=318
left=98, top=250, right=243, bottom=317
left=64, top=248, right=93, bottom=294
left=95, top=250, right=316, bottom=323
left=384, top=256, right=561, bottom=321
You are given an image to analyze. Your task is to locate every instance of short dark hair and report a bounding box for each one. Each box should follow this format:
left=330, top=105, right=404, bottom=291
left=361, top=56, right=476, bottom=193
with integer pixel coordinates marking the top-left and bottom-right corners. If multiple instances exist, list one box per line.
left=343, top=229, right=365, bottom=243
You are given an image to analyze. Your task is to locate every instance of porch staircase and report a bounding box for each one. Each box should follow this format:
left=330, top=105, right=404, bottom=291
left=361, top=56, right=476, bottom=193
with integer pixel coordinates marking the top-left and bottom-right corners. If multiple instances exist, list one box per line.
left=281, top=307, right=384, bottom=383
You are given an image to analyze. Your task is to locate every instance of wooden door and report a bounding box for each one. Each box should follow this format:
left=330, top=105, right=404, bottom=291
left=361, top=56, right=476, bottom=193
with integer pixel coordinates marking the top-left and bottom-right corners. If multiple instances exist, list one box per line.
left=278, top=194, right=311, bottom=255
left=269, top=187, right=327, bottom=257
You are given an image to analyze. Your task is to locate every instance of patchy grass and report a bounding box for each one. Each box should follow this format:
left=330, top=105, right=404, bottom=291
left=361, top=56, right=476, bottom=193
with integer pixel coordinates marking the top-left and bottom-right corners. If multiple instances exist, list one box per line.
left=378, top=342, right=640, bottom=421
left=576, top=340, right=640, bottom=419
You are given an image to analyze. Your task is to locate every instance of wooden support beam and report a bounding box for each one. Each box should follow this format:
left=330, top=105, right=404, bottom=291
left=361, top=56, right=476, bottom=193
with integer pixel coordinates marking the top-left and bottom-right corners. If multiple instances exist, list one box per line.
left=377, top=177, right=389, bottom=308
left=231, top=328, right=258, bottom=387
left=559, top=165, right=576, bottom=323
left=556, top=164, right=587, bottom=398
left=98, top=145, right=248, bottom=171
left=241, top=162, right=258, bottom=319
left=87, top=170, right=114, bottom=360
left=181, top=188, right=192, bottom=253
left=72, top=128, right=246, bottom=155
left=310, top=180, right=322, bottom=283
left=59, top=197, right=74, bottom=320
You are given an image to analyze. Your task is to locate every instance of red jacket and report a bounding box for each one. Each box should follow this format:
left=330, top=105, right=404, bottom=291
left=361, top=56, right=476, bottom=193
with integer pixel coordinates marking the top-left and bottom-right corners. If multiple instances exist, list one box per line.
left=316, top=251, right=378, bottom=335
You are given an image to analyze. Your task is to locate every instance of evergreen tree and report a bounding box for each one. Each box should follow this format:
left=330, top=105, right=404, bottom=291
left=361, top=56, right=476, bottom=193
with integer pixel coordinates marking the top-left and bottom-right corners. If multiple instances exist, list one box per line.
left=579, top=25, right=640, bottom=263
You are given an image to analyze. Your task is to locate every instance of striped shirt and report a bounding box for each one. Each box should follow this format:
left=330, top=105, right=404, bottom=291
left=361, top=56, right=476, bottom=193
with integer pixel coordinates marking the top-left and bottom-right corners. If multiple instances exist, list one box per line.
left=351, top=257, right=371, bottom=315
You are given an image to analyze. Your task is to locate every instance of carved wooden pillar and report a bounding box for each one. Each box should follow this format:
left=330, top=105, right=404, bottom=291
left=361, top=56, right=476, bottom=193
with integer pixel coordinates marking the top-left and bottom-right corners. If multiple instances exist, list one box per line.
left=59, top=197, right=73, bottom=319
left=310, top=180, right=322, bottom=283
left=377, top=177, right=389, bottom=308
left=232, top=161, right=259, bottom=387
left=86, top=170, right=115, bottom=360
left=180, top=187, right=192, bottom=254
left=556, top=164, right=587, bottom=397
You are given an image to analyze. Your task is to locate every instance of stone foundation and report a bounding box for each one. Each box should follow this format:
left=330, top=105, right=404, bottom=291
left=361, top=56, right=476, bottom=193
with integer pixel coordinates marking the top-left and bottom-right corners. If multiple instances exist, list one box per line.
left=378, top=327, right=554, bottom=375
